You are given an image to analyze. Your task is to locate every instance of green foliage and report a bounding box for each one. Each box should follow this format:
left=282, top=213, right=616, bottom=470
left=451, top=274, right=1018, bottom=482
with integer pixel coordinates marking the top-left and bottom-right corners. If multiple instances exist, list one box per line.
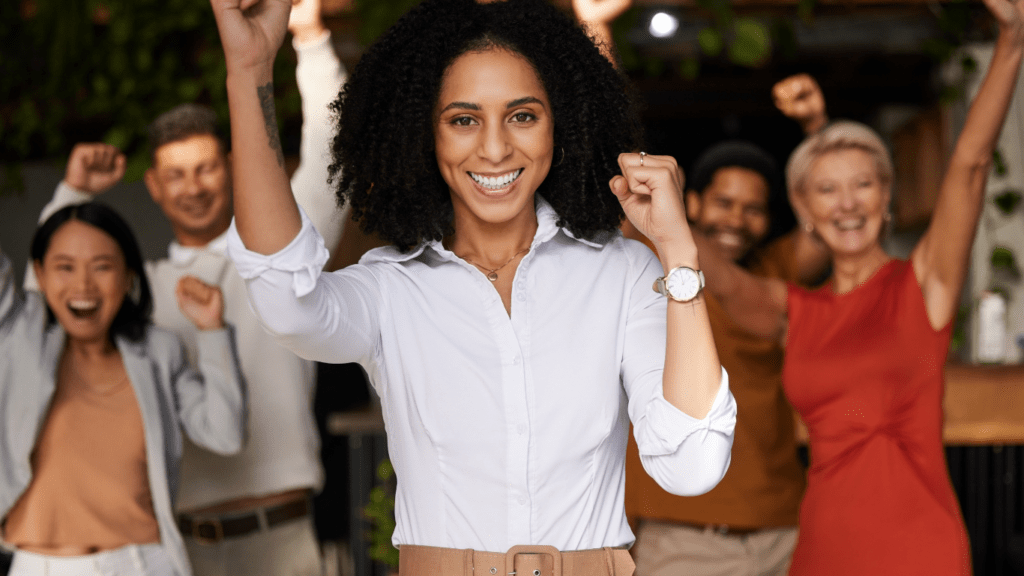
left=991, top=246, right=1021, bottom=278
left=729, top=18, right=771, bottom=68
left=993, top=148, right=1009, bottom=178
left=2, top=0, right=301, bottom=194
left=353, top=0, right=421, bottom=46
left=993, top=189, right=1023, bottom=215
left=365, top=458, right=399, bottom=568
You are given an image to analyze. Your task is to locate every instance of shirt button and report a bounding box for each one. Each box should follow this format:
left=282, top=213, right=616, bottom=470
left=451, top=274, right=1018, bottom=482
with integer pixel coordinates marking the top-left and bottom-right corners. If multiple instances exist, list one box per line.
left=519, top=496, right=527, bottom=506
left=512, top=355, right=521, bottom=364
left=516, top=292, right=526, bottom=302
left=517, top=424, right=526, bottom=435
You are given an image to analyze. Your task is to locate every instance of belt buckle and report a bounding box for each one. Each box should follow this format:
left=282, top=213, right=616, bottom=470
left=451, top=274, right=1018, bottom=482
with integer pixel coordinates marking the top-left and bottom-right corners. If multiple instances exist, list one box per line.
left=192, top=517, right=224, bottom=545
left=504, top=545, right=561, bottom=576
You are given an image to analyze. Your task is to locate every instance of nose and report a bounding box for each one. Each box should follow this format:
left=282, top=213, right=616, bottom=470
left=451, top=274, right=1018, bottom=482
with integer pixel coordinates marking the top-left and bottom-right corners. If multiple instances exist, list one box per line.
left=182, top=172, right=203, bottom=197
left=839, top=185, right=857, bottom=210
left=74, top=267, right=96, bottom=292
left=478, top=121, right=513, bottom=164
left=726, top=205, right=745, bottom=229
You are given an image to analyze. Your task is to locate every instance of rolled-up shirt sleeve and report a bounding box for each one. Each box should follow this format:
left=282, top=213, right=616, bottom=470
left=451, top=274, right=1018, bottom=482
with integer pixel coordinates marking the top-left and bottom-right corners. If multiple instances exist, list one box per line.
left=226, top=207, right=381, bottom=366
left=621, top=243, right=736, bottom=497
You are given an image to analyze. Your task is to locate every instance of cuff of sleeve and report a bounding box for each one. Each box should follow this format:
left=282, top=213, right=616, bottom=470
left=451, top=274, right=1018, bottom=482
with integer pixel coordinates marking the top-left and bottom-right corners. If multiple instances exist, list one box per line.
left=292, top=29, right=331, bottom=52
left=225, top=206, right=330, bottom=298
left=45, top=182, right=95, bottom=219
left=636, top=367, right=736, bottom=457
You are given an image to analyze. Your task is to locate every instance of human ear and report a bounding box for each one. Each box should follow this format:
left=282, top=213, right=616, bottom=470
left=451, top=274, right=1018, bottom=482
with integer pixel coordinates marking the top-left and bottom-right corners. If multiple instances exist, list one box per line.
left=144, top=168, right=162, bottom=203
left=685, top=190, right=702, bottom=221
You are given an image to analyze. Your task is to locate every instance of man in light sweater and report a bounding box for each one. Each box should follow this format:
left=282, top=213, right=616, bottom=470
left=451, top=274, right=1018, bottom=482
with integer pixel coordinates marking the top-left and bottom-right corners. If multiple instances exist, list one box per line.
left=35, top=1, right=347, bottom=573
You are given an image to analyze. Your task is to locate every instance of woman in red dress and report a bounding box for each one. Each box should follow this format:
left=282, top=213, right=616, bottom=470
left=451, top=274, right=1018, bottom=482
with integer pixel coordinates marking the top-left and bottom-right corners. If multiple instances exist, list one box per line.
left=697, top=0, right=1024, bottom=572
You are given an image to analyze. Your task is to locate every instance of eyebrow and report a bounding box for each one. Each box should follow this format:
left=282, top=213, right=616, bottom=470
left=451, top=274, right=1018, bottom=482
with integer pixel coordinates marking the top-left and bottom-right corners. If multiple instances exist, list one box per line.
left=439, top=96, right=545, bottom=114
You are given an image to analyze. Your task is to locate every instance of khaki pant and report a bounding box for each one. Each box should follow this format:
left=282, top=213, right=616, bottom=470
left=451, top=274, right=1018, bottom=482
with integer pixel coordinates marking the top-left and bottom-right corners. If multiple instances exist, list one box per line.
left=631, top=521, right=797, bottom=576
left=184, top=516, right=322, bottom=576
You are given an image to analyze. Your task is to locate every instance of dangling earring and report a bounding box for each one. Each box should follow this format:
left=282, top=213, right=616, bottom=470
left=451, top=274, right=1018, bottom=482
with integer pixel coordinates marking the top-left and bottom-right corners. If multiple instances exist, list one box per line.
left=883, top=212, right=892, bottom=223
left=803, top=221, right=814, bottom=234
left=553, top=146, right=565, bottom=167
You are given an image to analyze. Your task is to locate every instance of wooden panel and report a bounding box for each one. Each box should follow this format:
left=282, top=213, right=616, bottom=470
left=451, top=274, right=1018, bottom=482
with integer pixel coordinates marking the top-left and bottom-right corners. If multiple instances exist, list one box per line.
left=944, top=363, right=1024, bottom=444
left=892, top=105, right=951, bottom=230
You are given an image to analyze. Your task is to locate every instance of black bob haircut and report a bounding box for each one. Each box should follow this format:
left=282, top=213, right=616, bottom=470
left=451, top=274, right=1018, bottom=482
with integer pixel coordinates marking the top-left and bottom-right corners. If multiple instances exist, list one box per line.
left=30, top=202, right=153, bottom=343
left=329, top=0, right=645, bottom=251
left=688, top=140, right=780, bottom=200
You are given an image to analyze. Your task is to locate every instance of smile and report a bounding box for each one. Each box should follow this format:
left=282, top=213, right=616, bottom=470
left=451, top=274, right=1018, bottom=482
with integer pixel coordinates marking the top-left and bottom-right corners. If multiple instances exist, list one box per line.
left=834, top=217, right=866, bottom=231
left=67, top=298, right=101, bottom=318
left=469, top=169, right=523, bottom=191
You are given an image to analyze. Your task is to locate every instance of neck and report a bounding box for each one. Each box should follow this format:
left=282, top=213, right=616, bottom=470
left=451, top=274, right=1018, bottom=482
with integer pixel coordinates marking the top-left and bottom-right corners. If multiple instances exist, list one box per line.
left=174, top=224, right=228, bottom=248
left=830, top=244, right=891, bottom=294
left=65, top=335, right=118, bottom=359
left=447, top=210, right=538, bottom=267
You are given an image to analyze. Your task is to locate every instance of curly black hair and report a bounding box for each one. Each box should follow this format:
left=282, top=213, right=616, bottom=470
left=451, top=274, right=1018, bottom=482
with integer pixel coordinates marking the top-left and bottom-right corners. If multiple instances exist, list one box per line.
left=329, top=0, right=644, bottom=251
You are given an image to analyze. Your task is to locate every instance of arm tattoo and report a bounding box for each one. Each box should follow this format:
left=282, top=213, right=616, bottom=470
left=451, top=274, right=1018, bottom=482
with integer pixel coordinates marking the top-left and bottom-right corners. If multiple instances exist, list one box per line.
left=257, top=82, right=285, bottom=168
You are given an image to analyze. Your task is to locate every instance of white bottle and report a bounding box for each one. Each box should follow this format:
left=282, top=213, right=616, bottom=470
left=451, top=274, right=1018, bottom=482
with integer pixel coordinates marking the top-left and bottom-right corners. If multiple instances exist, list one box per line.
left=976, top=291, right=1007, bottom=364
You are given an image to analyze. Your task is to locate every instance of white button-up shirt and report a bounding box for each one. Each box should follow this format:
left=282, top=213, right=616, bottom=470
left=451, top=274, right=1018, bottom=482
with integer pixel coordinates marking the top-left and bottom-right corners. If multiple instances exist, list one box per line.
left=227, top=198, right=736, bottom=551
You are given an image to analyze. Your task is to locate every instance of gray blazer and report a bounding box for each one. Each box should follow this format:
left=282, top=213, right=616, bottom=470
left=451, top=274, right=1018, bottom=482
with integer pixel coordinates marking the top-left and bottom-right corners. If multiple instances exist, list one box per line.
left=0, top=252, right=246, bottom=576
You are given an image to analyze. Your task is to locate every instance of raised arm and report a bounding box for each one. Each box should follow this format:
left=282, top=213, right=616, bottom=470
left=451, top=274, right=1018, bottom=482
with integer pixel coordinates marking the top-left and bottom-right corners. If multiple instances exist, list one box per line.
left=209, top=0, right=301, bottom=255
left=912, top=0, right=1024, bottom=330
left=288, top=0, right=350, bottom=252
left=773, top=73, right=832, bottom=285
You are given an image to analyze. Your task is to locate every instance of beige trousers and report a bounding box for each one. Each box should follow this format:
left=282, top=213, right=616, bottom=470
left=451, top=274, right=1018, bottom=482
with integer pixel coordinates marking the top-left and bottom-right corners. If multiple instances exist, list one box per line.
left=184, top=516, right=322, bottom=576
left=631, top=521, right=797, bottom=576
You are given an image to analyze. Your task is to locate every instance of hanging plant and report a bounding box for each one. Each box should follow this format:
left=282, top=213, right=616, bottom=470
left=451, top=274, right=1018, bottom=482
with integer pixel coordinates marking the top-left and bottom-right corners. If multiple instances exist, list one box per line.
left=993, top=189, right=1023, bottom=215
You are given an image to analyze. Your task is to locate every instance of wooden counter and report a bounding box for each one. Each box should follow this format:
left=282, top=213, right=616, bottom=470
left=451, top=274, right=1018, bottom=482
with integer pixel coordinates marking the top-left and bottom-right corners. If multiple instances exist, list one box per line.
left=943, top=363, right=1024, bottom=445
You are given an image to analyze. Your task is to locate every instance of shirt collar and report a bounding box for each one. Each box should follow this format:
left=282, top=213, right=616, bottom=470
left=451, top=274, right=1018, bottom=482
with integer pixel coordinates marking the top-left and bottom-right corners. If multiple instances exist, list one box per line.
left=363, top=196, right=607, bottom=265
left=168, top=230, right=230, bottom=265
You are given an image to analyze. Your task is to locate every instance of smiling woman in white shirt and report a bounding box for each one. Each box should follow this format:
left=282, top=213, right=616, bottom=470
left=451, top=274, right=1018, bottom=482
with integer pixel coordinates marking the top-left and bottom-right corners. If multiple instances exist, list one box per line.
left=206, top=0, right=735, bottom=573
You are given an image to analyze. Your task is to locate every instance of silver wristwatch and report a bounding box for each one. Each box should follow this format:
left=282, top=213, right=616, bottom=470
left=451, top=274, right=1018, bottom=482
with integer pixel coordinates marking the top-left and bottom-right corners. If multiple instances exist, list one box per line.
left=653, top=266, right=705, bottom=302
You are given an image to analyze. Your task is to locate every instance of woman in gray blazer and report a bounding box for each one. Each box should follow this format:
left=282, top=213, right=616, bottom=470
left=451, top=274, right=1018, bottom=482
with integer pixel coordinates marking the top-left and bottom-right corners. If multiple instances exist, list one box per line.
left=0, top=202, right=246, bottom=576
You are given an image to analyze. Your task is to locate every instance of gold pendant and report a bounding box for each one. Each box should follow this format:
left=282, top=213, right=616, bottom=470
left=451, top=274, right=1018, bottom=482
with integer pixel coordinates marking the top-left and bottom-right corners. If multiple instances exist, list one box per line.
left=487, top=272, right=499, bottom=282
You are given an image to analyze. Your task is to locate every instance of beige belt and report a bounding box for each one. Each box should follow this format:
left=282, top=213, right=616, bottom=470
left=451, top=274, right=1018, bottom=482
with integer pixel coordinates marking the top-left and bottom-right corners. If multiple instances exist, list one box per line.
left=399, top=544, right=635, bottom=576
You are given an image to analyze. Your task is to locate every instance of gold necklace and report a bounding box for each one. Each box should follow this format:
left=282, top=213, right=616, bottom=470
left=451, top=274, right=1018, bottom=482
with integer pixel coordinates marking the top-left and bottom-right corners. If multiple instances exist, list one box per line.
left=460, top=246, right=530, bottom=282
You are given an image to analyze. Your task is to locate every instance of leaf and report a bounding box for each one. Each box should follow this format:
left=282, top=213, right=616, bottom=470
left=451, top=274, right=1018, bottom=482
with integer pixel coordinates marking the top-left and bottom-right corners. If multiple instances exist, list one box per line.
left=729, top=18, right=771, bottom=68
left=991, top=246, right=1020, bottom=277
left=698, top=27, right=723, bottom=57
left=993, top=149, right=1008, bottom=178
left=993, top=190, right=1023, bottom=215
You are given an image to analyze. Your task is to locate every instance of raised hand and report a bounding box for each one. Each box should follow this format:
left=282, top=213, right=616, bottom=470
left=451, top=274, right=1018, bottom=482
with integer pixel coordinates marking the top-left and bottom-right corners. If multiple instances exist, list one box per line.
left=64, top=143, right=126, bottom=195
left=209, top=0, right=292, bottom=75
left=772, top=73, right=827, bottom=135
left=983, top=0, right=1024, bottom=45
left=572, top=0, right=632, bottom=26
left=176, top=276, right=225, bottom=331
left=609, top=152, right=696, bottom=265
left=288, top=0, right=329, bottom=44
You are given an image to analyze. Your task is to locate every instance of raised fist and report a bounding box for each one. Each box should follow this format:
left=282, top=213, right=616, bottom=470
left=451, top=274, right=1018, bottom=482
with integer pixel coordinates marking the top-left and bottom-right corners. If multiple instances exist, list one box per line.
left=176, top=275, right=225, bottom=331
left=772, top=74, right=827, bottom=135
left=64, top=143, right=126, bottom=195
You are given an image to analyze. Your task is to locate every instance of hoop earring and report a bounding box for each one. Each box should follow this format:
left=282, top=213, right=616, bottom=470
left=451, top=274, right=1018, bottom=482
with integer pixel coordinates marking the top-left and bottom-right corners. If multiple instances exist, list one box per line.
left=553, top=146, right=565, bottom=167
left=803, top=221, right=814, bottom=234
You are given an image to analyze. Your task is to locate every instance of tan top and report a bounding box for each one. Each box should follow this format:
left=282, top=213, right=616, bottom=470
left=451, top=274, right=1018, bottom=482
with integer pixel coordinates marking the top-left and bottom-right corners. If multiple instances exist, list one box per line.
left=3, top=367, right=160, bottom=554
left=625, top=231, right=807, bottom=530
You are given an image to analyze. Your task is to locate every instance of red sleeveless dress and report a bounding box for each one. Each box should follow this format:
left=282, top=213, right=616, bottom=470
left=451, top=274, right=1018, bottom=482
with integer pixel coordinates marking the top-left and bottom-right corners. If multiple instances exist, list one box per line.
left=783, top=260, right=971, bottom=575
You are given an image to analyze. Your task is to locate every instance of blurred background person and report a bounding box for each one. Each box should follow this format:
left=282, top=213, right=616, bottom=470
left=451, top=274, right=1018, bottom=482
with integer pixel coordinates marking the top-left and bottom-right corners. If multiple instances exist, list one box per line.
left=31, top=0, right=347, bottom=573
left=693, top=0, right=1024, bottom=571
left=0, top=202, right=244, bottom=576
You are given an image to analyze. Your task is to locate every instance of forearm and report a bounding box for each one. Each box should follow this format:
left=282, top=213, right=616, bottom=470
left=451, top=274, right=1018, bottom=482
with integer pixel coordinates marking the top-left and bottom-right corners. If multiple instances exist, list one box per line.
left=291, top=31, right=349, bottom=251
left=226, top=67, right=303, bottom=254
left=953, top=36, right=1024, bottom=165
left=658, top=245, right=721, bottom=420
left=179, top=327, right=247, bottom=455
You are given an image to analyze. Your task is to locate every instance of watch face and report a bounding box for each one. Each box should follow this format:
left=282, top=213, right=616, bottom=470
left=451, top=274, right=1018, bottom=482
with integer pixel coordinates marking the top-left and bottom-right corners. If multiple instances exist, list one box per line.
left=667, top=267, right=701, bottom=301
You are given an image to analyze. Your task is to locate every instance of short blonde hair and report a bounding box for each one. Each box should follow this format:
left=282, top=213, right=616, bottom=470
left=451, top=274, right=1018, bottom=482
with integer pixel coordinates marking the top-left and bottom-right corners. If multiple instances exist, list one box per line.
left=786, top=120, right=894, bottom=197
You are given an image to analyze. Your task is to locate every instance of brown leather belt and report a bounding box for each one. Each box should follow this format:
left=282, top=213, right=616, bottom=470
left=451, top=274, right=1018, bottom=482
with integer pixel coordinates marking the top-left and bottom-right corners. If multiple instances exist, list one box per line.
left=399, top=544, right=635, bottom=576
left=177, top=498, right=309, bottom=544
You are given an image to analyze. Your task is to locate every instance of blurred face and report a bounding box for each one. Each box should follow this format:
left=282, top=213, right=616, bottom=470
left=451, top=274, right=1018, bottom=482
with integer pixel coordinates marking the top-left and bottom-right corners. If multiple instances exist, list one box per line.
left=685, top=166, right=771, bottom=263
left=434, top=48, right=555, bottom=231
left=145, top=134, right=233, bottom=247
left=33, top=220, right=132, bottom=346
left=799, top=148, right=889, bottom=258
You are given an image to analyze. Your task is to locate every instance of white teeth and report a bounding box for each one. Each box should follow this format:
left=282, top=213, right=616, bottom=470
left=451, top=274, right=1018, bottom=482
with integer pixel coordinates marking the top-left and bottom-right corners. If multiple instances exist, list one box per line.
left=470, top=169, right=522, bottom=190
left=68, top=299, right=100, bottom=311
left=835, top=218, right=865, bottom=231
